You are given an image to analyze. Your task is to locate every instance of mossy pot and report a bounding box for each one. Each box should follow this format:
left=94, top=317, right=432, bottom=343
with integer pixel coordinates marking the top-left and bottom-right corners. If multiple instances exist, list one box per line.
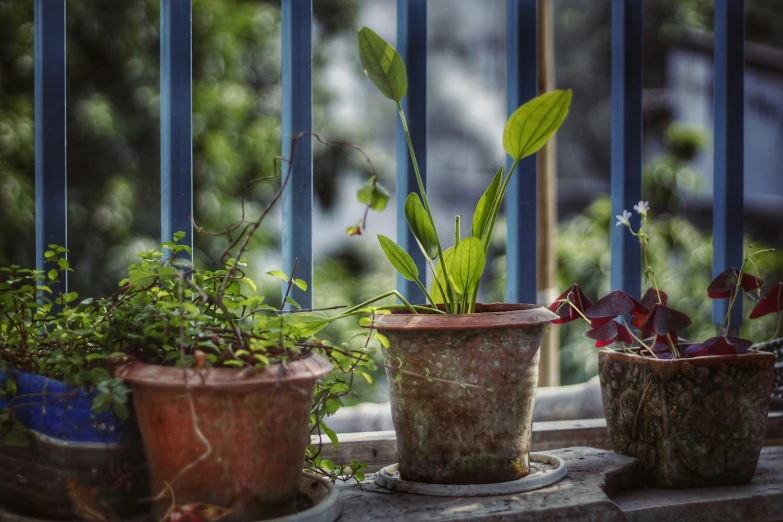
left=375, top=303, right=558, bottom=485
left=599, top=349, right=775, bottom=488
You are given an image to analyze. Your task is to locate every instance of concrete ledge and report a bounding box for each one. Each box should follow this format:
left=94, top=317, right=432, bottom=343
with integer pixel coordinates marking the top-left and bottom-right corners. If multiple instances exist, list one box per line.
left=336, top=446, right=783, bottom=522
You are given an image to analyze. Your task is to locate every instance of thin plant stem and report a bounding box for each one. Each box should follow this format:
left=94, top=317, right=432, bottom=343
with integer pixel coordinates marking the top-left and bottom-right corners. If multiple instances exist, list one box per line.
left=396, top=103, right=457, bottom=312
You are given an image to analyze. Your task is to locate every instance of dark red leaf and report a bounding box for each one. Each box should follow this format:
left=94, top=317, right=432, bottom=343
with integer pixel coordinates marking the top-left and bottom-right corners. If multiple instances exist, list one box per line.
left=640, top=304, right=692, bottom=338
left=585, top=320, right=633, bottom=348
left=585, top=290, right=648, bottom=320
left=708, top=268, right=740, bottom=298
left=630, top=314, right=647, bottom=330
left=549, top=284, right=594, bottom=325
left=684, top=336, right=752, bottom=358
left=652, top=342, right=671, bottom=354
left=590, top=317, right=614, bottom=328
left=640, top=287, right=668, bottom=308
left=749, top=282, right=783, bottom=319
left=708, top=268, right=764, bottom=299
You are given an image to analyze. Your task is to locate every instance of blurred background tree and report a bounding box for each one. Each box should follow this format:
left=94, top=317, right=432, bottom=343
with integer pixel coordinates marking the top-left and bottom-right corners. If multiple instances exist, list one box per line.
left=1, top=0, right=781, bottom=394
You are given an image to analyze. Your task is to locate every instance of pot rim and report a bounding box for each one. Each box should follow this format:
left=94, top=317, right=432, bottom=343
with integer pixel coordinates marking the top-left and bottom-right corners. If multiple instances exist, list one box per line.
left=113, top=351, right=334, bottom=389
left=599, top=348, right=775, bottom=366
left=372, top=302, right=559, bottom=331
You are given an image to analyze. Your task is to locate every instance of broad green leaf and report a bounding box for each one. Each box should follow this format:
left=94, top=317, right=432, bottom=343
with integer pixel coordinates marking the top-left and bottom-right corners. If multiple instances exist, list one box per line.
left=430, top=247, right=458, bottom=304
left=377, top=234, right=418, bottom=281
left=404, top=193, right=438, bottom=260
left=293, top=278, right=308, bottom=291
left=450, top=237, right=486, bottom=294
left=283, top=312, right=330, bottom=338
left=357, top=27, right=408, bottom=102
left=357, top=176, right=390, bottom=211
left=503, top=90, right=572, bottom=161
left=285, top=296, right=301, bottom=310
left=472, top=167, right=503, bottom=239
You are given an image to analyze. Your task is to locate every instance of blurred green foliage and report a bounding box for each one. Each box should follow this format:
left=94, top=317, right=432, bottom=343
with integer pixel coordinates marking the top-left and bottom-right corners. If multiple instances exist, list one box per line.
left=0, top=0, right=357, bottom=299
left=491, top=124, right=783, bottom=384
left=2, top=0, right=782, bottom=391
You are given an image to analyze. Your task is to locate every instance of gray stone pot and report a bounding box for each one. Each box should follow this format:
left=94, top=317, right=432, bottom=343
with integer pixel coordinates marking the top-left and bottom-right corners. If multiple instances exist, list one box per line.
left=599, top=350, right=775, bottom=488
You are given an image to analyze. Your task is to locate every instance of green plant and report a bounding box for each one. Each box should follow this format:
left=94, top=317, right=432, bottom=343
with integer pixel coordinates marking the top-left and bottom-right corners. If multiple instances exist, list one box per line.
left=353, top=27, right=571, bottom=313
left=0, top=246, right=130, bottom=445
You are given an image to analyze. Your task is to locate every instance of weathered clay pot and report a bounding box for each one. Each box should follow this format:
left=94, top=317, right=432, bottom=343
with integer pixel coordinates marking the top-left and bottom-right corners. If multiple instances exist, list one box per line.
left=375, top=303, right=558, bottom=484
left=115, top=353, right=333, bottom=521
left=599, top=350, right=775, bottom=488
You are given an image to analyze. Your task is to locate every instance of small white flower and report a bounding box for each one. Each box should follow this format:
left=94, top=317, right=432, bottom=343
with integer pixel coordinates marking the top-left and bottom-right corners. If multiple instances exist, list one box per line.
left=633, top=200, right=650, bottom=215
left=615, top=209, right=632, bottom=227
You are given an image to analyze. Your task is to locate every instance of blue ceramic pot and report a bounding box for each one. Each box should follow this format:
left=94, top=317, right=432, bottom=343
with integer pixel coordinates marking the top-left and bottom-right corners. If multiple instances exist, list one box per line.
left=0, top=368, right=8, bottom=410
left=9, top=369, right=131, bottom=443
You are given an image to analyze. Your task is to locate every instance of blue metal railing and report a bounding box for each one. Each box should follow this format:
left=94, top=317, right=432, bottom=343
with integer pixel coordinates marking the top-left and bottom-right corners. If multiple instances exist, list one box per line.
left=32, top=0, right=747, bottom=327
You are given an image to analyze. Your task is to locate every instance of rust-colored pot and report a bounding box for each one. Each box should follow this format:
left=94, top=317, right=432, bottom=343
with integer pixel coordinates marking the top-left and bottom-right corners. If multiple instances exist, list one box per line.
left=599, top=350, right=774, bottom=488
left=115, top=353, right=333, bottom=521
left=375, top=303, right=558, bottom=484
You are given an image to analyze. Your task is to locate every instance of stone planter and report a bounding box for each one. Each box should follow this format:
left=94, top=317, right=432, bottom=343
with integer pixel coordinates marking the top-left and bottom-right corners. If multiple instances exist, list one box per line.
left=115, top=353, right=333, bottom=522
left=599, top=350, right=775, bottom=488
left=375, top=304, right=558, bottom=485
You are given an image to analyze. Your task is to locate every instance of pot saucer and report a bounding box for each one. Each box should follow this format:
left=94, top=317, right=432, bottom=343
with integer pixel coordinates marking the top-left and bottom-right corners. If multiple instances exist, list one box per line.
left=0, top=473, right=340, bottom=522
left=374, top=452, right=567, bottom=497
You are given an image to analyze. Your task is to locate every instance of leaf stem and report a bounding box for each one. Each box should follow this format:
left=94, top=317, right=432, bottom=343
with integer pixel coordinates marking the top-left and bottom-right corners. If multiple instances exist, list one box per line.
left=396, top=103, right=457, bottom=312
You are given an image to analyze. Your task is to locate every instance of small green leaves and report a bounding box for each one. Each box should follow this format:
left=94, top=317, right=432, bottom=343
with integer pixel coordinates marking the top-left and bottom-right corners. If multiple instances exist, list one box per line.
left=293, top=278, right=308, bottom=291
left=357, top=27, right=408, bottom=102
left=373, top=333, right=390, bottom=348
left=450, top=237, right=486, bottom=294
left=357, top=176, right=390, bottom=211
left=283, top=312, right=330, bottom=338
left=404, top=193, right=438, bottom=260
left=503, top=90, right=572, bottom=161
left=472, top=167, right=503, bottom=239
left=266, top=270, right=288, bottom=281
left=377, top=234, right=419, bottom=281
left=285, top=296, right=301, bottom=310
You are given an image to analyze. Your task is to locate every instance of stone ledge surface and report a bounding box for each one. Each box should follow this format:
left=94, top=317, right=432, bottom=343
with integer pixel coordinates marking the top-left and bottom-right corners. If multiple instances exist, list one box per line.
left=337, top=446, right=783, bottom=522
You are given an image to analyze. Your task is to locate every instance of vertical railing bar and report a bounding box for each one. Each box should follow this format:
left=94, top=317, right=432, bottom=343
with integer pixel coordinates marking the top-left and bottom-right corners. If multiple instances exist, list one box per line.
left=712, top=0, right=745, bottom=328
left=505, top=0, right=538, bottom=305
left=160, top=0, right=193, bottom=256
left=281, top=0, right=313, bottom=309
left=34, top=0, right=68, bottom=295
left=396, top=0, right=428, bottom=305
left=610, top=0, right=642, bottom=298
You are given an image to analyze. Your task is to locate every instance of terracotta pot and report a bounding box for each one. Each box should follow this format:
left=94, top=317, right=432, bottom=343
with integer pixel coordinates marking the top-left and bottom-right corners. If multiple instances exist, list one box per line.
left=115, top=353, right=333, bottom=521
left=375, top=303, right=558, bottom=484
left=599, top=350, right=775, bottom=488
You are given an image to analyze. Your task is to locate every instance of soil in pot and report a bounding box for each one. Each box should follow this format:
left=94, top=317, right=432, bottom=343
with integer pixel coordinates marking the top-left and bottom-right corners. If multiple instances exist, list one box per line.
left=115, top=353, right=333, bottom=522
left=375, top=303, right=558, bottom=485
left=599, top=350, right=775, bottom=488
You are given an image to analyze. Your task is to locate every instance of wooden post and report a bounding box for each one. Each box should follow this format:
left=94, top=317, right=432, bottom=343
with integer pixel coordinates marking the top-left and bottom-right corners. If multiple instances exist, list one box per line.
left=536, top=0, right=559, bottom=386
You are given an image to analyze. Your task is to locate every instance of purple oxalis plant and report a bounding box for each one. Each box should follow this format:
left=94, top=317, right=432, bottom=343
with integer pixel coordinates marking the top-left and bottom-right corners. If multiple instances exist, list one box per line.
left=550, top=202, right=783, bottom=359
